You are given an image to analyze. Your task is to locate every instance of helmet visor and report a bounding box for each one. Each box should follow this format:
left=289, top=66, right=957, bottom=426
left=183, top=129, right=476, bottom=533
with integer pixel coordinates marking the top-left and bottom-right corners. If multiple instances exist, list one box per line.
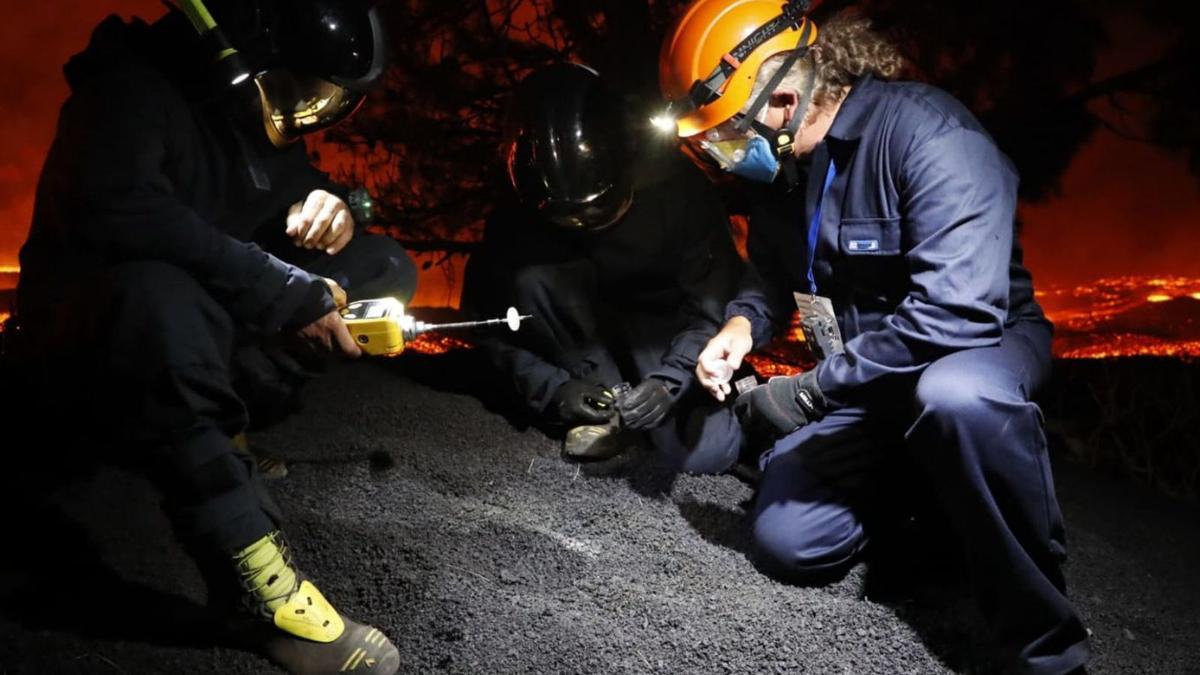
left=255, top=69, right=365, bottom=146
left=540, top=184, right=634, bottom=232
left=688, top=115, right=757, bottom=171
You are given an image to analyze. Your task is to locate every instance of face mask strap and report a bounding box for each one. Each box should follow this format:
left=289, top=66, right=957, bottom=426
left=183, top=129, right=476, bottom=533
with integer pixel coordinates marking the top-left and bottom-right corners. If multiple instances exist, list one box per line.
left=776, top=52, right=817, bottom=158
left=774, top=53, right=816, bottom=189
left=734, top=17, right=813, bottom=134
left=728, top=50, right=816, bottom=189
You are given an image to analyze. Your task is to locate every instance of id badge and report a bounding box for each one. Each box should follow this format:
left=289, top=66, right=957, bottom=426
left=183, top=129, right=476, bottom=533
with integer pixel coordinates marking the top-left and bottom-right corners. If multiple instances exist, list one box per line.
left=793, top=292, right=844, bottom=361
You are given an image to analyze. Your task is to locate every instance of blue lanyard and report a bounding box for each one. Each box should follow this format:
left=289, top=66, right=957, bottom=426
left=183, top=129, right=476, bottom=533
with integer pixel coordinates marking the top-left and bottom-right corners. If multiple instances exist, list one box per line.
left=806, top=159, right=838, bottom=295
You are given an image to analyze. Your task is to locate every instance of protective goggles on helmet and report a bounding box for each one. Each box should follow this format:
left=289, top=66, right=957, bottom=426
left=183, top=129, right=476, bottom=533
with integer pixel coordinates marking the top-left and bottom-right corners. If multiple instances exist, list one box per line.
left=254, top=70, right=366, bottom=147
left=692, top=113, right=773, bottom=171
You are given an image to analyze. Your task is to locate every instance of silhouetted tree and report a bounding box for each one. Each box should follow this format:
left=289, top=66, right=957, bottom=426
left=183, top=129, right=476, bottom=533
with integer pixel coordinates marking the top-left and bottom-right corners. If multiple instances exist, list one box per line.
left=1081, top=1, right=1200, bottom=175
left=318, top=0, right=688, bottom=258
left=318, top=0, right=1194, bottom=275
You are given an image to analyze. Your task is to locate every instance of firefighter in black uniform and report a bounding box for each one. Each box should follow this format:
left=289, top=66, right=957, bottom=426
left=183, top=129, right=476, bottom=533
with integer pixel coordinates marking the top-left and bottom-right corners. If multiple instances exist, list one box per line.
left=463, top=63, right=745, bottom=472
left=12, top=1, right=410, bottom=672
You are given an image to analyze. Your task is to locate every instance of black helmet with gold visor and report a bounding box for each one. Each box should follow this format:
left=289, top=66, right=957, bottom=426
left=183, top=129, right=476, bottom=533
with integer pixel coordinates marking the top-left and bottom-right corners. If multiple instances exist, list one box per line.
left=173, top=0, right=387, bottom=147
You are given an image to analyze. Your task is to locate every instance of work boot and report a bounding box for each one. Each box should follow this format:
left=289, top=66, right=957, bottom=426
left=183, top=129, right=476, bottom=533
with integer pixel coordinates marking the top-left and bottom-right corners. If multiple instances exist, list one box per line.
left=227, top=531, right=400, bottom=675
left=563, top=421, right=629, bottom=460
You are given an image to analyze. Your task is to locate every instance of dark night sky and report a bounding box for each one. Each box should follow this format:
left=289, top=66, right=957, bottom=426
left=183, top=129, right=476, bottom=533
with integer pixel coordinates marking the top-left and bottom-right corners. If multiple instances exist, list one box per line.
left=2, top=2, right=1198, bottom=296
left=1020, top=5, right=1200, bottom=287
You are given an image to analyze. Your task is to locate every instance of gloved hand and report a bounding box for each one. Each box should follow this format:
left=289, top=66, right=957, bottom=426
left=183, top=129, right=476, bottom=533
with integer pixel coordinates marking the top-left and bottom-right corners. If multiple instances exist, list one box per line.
left=615, top=378, right=674, bottom=430
left=733, top=370, right=827, bottom=437
left=550, top=379, right=616, bottom=425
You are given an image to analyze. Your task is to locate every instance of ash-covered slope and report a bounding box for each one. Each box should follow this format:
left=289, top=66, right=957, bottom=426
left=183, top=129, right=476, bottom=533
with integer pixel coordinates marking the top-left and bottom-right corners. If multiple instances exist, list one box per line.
left=0, top=355, right=1197, bottom=674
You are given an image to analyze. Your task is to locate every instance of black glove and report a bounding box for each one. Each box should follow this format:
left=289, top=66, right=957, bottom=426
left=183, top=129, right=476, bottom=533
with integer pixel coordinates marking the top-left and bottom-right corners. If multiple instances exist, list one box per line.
left=550, top=379, right=616, bottom=425
left=733, top=370, right=827, bottom=437
left=615, top=378, right=674, bottom=430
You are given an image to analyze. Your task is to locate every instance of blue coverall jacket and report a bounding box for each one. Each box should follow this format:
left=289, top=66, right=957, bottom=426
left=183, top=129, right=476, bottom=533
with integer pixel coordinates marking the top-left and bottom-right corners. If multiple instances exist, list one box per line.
left=728, top=74, right=1050, bottom=405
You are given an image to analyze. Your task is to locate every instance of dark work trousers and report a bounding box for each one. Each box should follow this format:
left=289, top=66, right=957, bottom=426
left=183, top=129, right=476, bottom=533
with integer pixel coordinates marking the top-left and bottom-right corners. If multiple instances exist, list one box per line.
left=509, top=258, right=742, bottom=475
left=24, top=233, right=415, bottom=557
left=752, top=319, right=1088, bottom=674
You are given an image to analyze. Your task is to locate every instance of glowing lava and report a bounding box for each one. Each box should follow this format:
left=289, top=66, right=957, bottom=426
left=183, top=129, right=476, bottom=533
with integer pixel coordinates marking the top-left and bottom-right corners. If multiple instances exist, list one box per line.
left=405, top=333, right=474, bottom=355
left=743, top=312, right=815, bottom=377
left=391, top=276, right=1200, bottom=368
left=3, top=267, right=1198, bottom=365
left=1041, top=275, right=1200, bottom=361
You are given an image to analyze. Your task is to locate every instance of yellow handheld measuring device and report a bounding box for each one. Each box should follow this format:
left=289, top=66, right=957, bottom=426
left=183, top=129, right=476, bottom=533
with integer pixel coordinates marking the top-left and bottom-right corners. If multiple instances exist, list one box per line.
left=340, top=298, right=530, bottom=356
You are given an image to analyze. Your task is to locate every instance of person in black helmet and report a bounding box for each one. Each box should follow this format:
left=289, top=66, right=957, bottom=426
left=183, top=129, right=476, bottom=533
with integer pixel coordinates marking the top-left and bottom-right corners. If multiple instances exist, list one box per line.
left=462, top=63, right=746, bottom=472
left=10, top=1, right=409, bottom=672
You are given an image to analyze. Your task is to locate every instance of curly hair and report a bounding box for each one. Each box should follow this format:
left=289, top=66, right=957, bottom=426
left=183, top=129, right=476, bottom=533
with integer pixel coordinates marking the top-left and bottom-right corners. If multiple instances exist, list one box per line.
left=746, top=11, right=905, bottom=116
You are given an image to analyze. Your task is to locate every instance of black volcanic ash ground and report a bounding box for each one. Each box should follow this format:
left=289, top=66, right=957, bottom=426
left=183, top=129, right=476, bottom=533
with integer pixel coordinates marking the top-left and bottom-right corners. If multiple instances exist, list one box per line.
left=0, top=354, right=1197, bottom=674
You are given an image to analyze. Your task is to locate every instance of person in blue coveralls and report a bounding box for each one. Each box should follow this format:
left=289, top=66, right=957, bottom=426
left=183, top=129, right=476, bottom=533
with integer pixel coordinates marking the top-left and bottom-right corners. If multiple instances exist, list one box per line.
left=658, top=1, right=1089, bottom=673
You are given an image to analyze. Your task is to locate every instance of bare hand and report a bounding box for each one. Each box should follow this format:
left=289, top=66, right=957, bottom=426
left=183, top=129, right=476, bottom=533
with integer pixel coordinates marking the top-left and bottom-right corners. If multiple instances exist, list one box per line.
left=296, top=310, right=362, bottom=358
left=696, top=317, right=753, bottom=402
left=322, top=277, right=348, bottom=310
left=286, top=189, right=354, bottom=255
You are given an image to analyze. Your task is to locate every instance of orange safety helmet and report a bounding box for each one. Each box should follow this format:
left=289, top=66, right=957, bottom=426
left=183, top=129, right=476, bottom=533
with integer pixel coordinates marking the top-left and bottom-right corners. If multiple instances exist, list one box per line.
left=659, top=0, right=819, bottom=138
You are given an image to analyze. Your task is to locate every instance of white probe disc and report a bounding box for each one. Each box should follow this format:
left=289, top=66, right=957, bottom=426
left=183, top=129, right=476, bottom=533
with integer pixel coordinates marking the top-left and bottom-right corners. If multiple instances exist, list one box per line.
left=506, top=306, right=521, bottom=332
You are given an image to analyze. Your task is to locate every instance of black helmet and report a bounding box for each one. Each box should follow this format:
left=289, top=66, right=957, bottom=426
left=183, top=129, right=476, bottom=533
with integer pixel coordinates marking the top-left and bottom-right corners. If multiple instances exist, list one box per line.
left=505, top=63, right=634, bottom=232
left=178, top=0, right=387, bottom=146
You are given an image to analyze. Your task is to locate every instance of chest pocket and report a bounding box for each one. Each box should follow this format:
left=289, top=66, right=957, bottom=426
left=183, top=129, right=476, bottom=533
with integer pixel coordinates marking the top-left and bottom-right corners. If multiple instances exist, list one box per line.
left=839, top=218, right=901, bottom=256
left=836, top=217, right=905, bottom=305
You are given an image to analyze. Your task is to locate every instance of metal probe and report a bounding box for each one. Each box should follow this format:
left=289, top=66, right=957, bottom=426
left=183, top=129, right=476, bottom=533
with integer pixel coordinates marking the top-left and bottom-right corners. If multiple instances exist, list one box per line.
left=403, top=307, right=531, bottom=340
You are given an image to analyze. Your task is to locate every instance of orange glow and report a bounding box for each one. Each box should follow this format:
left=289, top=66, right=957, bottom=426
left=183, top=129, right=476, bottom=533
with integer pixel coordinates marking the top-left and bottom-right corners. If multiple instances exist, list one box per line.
left=1042, top=275, right=1200, bottom=361
left=1, top=2, right=167, bottom=269
left=1, top=7, right=1197, bottom=370
left=405, top=333, right=474, bottom=355
left=0, top=312, right=10, bottom=329
left=751, top=275, right=1200, bottom=372
left=1056, top=337, right=1200, bottom=361
left=1039, top=276, right=1200, bottom=322
left=0, top=266, right=16, bottom=293
left=743, top=353, right=805, bottom=378
left=405, top=252, right=469, bottom=310
left=740, top=311, right=816, bottom=377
